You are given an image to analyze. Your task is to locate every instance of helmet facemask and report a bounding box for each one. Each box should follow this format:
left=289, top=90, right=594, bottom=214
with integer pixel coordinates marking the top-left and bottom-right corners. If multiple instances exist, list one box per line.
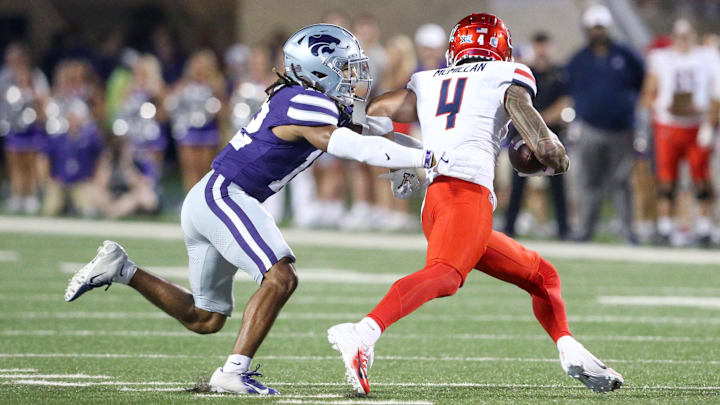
left=332, top=56, right=372, bottom=105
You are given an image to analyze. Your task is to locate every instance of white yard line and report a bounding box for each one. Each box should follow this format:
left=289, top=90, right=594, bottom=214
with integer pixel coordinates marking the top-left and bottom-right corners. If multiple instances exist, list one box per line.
left=277, top=401, right=432, bottom=405
left=1, top=380, right=187, bottom=387
left=7, top=311, right=720, bottom=325
left=3, top=329, right=719, bottom=344
left=0, top=250, right=19, bottom=262
left=118, top=387, right=186, bottom=392
left=599, top=295, right=720, bottom=309
left=4, top=379, right=720, bottom=392
left=0, top=352, right=718, bottom=365
left=4, top=215, right=720, bottom=264
left=0, top=373, right=112, bottom=379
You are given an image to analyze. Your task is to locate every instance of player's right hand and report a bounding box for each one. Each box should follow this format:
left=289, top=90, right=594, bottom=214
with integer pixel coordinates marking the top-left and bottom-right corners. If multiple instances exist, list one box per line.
left=535, top=133, right=570, bottom=174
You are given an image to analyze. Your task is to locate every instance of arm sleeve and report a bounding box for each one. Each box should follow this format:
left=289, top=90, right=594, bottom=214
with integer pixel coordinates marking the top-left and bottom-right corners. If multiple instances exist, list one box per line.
left=327, top=126, right=431, bottom=169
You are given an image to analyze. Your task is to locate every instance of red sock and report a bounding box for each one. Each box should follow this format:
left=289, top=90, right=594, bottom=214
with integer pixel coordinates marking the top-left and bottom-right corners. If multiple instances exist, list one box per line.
left=368, top=262, right=462, bottom=332
left=530, top=258, right=571, bottom=342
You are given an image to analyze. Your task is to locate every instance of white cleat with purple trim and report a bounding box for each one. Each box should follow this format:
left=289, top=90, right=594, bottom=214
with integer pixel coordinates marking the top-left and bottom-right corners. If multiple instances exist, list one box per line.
left=64, top=240, right=136, bottom=302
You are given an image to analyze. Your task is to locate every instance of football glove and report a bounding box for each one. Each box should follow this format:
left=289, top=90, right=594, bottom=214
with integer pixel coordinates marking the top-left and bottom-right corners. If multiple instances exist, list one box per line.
left=379, top=169, right=422, bottom=199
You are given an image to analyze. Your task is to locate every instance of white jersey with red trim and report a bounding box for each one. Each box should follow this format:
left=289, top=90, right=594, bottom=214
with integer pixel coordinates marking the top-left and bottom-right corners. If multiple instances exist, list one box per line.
left=407, top=60, right=536, bottom=193
left=648, top=46, right=720, bottom=127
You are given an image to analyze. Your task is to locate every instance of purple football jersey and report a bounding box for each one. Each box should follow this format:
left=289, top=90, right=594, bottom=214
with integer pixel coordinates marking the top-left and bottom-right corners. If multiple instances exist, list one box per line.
left=212, top=84, right=342, bottom=202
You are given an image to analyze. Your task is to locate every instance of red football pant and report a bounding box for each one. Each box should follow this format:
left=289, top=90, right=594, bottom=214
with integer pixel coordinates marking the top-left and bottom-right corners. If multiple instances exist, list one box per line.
left=654, top=123, right=711, bottom=183
left=475, top=231, right=570, bottom=342
left=368, top=177, right=570, bottom=342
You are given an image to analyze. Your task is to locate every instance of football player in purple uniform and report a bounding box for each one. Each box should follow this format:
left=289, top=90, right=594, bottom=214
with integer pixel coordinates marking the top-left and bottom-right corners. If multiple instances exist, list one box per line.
left=64, top=24, right=481, bottom=395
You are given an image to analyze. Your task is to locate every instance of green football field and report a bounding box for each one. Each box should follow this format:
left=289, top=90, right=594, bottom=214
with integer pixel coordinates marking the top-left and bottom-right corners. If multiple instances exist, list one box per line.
left=1, top=228, right=719, bottom=404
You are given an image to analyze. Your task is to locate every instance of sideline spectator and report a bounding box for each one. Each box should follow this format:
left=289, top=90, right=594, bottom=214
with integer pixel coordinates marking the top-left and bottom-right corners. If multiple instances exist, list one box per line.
left=372, top=34, right=420, bottom=231
left=166, top=49, right=225, bottom=192
left=341, top=14, right=388, bottom=231
left=0, top=42, right=49, bottom=214
left=565, top=5, right=644, bottom=242
left=42, top=60, right=107, bottom=217
left=640, top=19, right=720, bottom=246
left=414, top=23, right=446, bottom=71
left=106, top=54, right=168, bottom=218
left=504, top=32, right=570, bottom=240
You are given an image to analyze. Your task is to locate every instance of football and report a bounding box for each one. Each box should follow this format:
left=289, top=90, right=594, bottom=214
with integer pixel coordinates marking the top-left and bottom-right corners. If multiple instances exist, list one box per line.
left=508, top=134, right=545, bottom=174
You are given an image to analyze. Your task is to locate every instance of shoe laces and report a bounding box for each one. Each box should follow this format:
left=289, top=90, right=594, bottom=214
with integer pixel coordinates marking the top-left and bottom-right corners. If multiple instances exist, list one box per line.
left=241, top=365, right=266, bottom=386
left=357, top=346, right=369, bottom=371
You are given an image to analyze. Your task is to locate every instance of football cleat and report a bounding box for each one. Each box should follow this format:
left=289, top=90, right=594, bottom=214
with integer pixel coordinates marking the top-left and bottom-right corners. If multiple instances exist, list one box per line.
left=558, top=336, right=624, bottom=393
left=64, top=240, right=136, bottom=302
left=327, top=323, right=374, bottom=395
left=209, top=365, right=279, bottom=395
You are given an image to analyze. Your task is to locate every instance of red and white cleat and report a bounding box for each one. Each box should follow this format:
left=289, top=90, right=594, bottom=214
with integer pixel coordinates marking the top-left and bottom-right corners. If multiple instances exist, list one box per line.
left=558, top=335, right=624, bottom=393
left=327, top=323, right=374, bottom=395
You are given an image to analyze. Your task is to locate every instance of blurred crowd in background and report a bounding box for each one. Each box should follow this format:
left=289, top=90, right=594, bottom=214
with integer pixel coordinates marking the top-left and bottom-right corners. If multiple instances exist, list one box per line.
left=2, top=3, right=720, bottom=248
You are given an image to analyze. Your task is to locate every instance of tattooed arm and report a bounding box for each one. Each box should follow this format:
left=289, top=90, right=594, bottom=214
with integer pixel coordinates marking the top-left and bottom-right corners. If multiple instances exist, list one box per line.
left=504, top=84, right=570, bottom=173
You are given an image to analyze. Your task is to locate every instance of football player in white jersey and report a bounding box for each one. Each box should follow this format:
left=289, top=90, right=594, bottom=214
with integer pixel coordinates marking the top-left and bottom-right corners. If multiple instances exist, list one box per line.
left=328, top=13, right=623, bottom=395
left=640, top=19, right=720, bottom=246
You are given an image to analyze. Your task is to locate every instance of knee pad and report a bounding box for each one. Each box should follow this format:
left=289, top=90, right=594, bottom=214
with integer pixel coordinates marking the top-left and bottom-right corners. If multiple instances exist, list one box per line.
left=695, top=182, right=713, bottom=201
left=657, top=182, right=677, bottom=201
left=423, top=262, right=463, bottom=297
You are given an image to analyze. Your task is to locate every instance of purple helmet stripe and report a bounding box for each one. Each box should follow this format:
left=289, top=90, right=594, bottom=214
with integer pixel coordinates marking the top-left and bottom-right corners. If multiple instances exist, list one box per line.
left=204, top=171, right=267, bottom=274
left=219, top=178, right=279, bottom=265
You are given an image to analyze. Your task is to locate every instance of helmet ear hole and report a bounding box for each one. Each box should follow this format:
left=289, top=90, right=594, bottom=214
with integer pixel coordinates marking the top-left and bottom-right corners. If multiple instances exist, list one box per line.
left=312, top=71, right=327, bottom=79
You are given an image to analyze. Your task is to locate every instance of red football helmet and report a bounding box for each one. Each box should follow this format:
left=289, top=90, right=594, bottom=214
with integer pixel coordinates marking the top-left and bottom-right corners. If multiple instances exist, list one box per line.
left=446, top=13, right=513, bottom=66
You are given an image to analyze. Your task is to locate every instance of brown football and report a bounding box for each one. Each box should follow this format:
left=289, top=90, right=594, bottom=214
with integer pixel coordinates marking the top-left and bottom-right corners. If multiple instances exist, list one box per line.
left=508, top=135, right=545, bottom=174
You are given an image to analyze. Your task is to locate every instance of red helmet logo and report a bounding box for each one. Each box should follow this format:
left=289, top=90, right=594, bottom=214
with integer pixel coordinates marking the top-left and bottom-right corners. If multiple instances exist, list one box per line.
left=446, top=13, right=513, bottom=66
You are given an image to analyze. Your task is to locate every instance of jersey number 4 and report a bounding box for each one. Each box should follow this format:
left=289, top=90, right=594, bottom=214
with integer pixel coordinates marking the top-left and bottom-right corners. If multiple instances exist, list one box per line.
left=436, top=77, right=467, bottom=130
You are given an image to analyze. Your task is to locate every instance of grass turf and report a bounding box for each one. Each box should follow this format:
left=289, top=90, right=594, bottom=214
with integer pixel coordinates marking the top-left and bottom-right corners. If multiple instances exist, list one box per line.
left=0, top=232, right=719, bottom=404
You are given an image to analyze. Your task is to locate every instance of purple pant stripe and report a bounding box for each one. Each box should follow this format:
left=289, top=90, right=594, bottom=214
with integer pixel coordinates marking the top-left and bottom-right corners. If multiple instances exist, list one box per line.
left=219, top=179, right=279, bottom=265
left=204, top=171, right=266, bottom=274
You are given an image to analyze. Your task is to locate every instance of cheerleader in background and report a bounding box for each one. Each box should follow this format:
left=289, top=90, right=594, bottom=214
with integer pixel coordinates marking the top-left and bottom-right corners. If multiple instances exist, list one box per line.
left=42, top=60, right=108, bottom=217
left=371, top=35, right=420, bottom=231
left=166, top=49, right=225, bottom=192
left=106, top=54, right=168, bottom=218
left=0, top=43, right=50, bottom=214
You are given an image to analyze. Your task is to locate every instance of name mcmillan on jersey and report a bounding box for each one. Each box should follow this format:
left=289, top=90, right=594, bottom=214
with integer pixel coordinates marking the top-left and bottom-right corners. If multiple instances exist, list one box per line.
left=433, top=62, right=488, bottom=77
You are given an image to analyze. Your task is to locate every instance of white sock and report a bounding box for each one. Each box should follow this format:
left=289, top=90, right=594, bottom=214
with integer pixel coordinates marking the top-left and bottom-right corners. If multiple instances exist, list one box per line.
left=657, top=216, right=674, bottom=236
left=223, top=354, right=252, bottom=373
left=354, top=317, right=382, bottom=346
left=112, top=259, right=137, bottom=285
left=556, top=335, right=578, bottom=352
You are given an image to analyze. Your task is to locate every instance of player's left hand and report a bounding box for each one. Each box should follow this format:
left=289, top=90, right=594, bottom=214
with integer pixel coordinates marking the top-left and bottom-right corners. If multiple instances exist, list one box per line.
left=433, top=149, right=482, bottom=181
left=379, top=169, right=422, bottom=199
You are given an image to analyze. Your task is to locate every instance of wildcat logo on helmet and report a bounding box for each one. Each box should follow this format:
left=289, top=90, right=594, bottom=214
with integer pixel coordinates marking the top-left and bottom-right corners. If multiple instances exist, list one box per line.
left=308, top=34, right=344, bottom=57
